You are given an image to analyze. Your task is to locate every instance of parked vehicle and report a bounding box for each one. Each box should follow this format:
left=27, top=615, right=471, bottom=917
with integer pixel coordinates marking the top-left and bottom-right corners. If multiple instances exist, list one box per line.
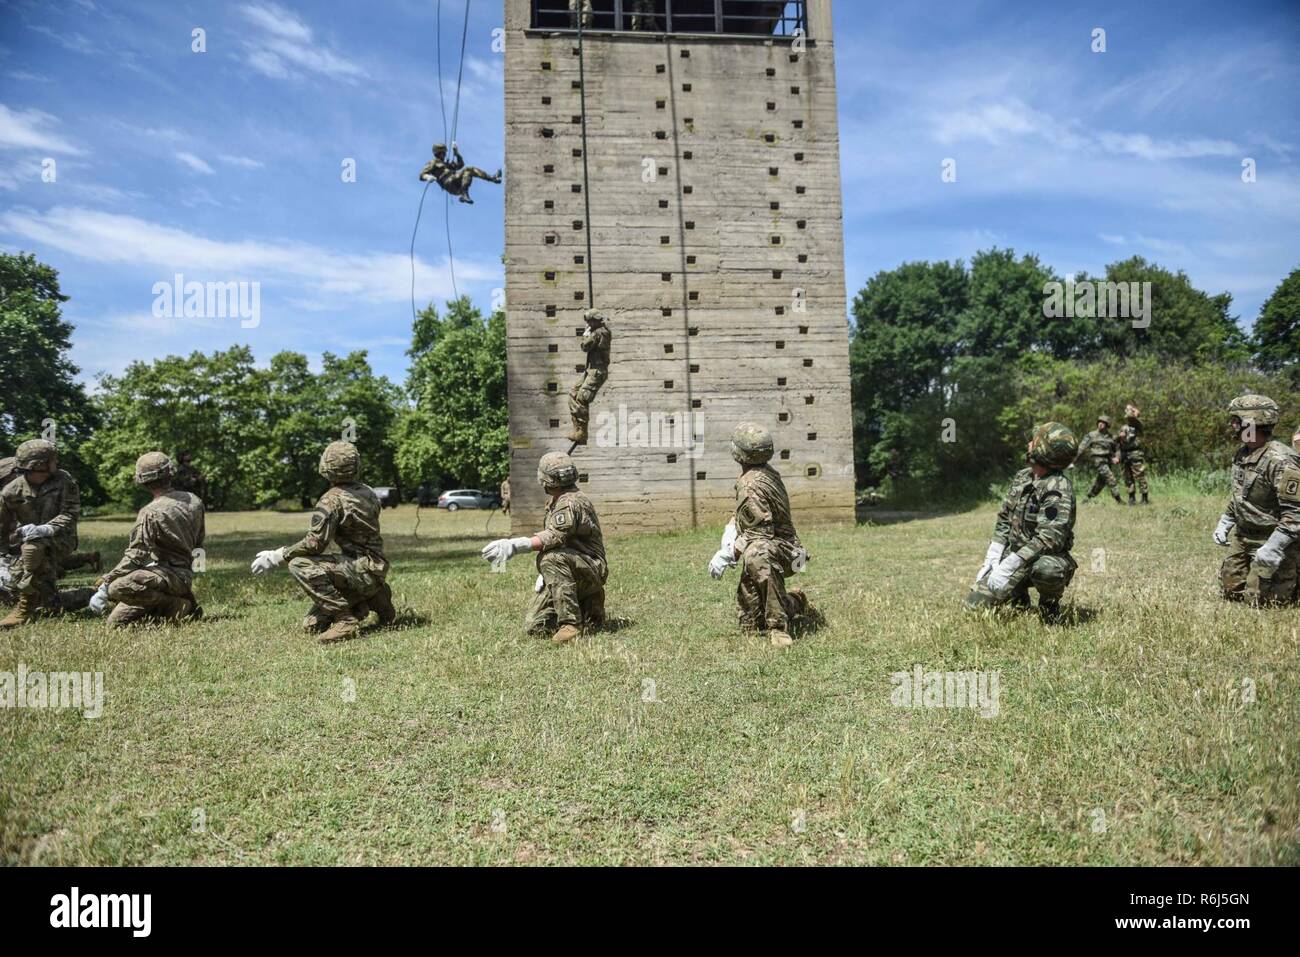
left=371, top=486, right=401, bottom=509
left=437, top=489, right=501, bottom=511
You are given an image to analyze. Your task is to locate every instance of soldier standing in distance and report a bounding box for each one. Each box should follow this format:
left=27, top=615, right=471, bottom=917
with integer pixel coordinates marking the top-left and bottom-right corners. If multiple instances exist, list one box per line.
left=1212, top=395, right=1300, bottom=607
left=966, top=423, right=1079, bottom=623
left=89, top=452, right=204, bottom=627
left=1117, top=403, right=1150, bottom=505
left=172, top=451, right=209, bottom=504
left=1075, top=415, right=1123, bottom=504
left=481, top=452, right=607, bottom=646
left=500, top=477, right=511, bottom=515
left=568, top=310, right=611, bottom=446
left=709, top=423, right=819, bottom=649
left=250, top=441, right=396, bottom=644
left=0, top=440, right=81, bottom=628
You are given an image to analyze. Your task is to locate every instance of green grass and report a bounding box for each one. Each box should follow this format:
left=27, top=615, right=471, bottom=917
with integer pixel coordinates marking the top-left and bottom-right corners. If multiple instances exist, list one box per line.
left=2, top=487, right=1297, bottom=866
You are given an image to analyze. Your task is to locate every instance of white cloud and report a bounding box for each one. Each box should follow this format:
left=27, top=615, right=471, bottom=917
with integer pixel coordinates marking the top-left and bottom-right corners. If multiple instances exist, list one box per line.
left=174, top=151, right=215, bottom=175
left=0, top=103, right=83, bottom=154
left=0, top=205, right=497, bottom=309
left=218, top=154, right=264, bottom=169
left=237, top=3, right=367, bottom=82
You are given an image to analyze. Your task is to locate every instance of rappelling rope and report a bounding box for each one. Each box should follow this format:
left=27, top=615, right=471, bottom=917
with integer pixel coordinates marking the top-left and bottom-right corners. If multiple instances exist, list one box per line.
left=412, top=0, right=474, bottom=322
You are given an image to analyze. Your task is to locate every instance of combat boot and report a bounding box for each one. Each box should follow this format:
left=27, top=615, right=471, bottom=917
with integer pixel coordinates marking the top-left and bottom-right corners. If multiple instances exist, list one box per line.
left=369, top=582, right=397, bottom=626
left=551, top=624, right=581, bottom=645
left=0, top=595, right=37, bottom=629
left=1128, top=493, right=1137, bottom=506
left=302, top=605, right=331, bottom=634
left=318, top=613, right=362, bottom=644
left=566, top=419, right=588, bottom=446
left=769, top=629, right=794, bottom=649
left=1141, top=493, right=1150, bottom=505
left=1038, top=599, right=1064, bottom=624
left=1111, top=492, right=1123, bottom=504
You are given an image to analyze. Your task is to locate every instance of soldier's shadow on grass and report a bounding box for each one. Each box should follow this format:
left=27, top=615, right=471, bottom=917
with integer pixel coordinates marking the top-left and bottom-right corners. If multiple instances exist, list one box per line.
left=1054, top=605, right=1100, bottom=627
left=591, top=616, right=635, bottom=635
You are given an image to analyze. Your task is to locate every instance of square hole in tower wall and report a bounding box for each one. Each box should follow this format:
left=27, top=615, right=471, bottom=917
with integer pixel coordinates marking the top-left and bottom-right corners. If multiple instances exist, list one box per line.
left=662, top=308, right=673, bottom=317
left=575, top=327, right=585, bottom=335
left=805, top=466, right=819, bottom=478
left=682, top=83, right=692, bottom=92
left=547, top=382, right=558, bottom=392
left=656, top=63, right=666, bottom=73
left=664, top=344, right=674, bottom=354
left=686, top=255, right=697, bottom=265
left=695, top=471, right=707, bottom=480
left=799, top=325, right=809, bottom=334
left=545, top=305, right=557, bottom=316
left=550, top=419, right=560, bottom=428
left=660, top=236, right=671, bottom=245
left=804, top=396, right=815, bottom=405
left=664, top=380, right=674, bottom=389
left=667, top=453, right=678, bottom=464
left=574, top=291, right=585, bottom=301
left=579, top=473, right=589, bottom=483
left=775, top=340, right=785, bottom=349
left=544, top=164, right=555, bottom=173
left=688, top=326, right=699, bottom=336
left=547, top=344, right=558, bottom=353
left=688, top=291, right=699, bottom=301
left=807, top=432, right=817, bottom=441
left=541, top=61, right=552, bottom=70
left=692, top=398, right=702, bottom=408
left=796, top=185, right=807, bottom=194
left=780, top=450, right=790, bottom=460
left=803, top=359, right=814, bottom=367
left=659, top=200, right=670, bottom=208
left=574, top=255, right=585, bottom=264
left=779, top=412, right=790, bottom=422
left=766, top=67, right=776, bottom=77
left=690, top=363, right=700, bottom=373
left=574, top=364, right=584, bottom=373
left=658, top=166, right=668, bottom=177
left=572, top=184, right=582, bottom=193
left=544, top=201, right=554, bottom=210
left=541, top=128, right=555, bottom=138
left=542, top=96, right=552, bottom=105
left=572, top=80, right=582, bottom=90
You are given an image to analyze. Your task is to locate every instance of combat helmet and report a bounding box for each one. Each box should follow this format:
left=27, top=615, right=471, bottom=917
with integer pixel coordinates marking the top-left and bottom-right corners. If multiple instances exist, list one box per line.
left=1096, top=414, right=1112, bottom=427
left=1027, top=422, right=1078, bottom=471
left=730, top=422, right=774, bottom=466
left=583, top=309, right=607, bottom=324
left=537, top=451, right=579, bottom=491
left=14, top=439, right=56, bottom=472
left=1226, top=394, right=1279, bottom=429
left=133, top=451, right=173, bottom=487
left=318, top=441, right=360, bottom=483
left=432, top=143, right=448, bottom=155
left=0, top=456, right=15, bottom=483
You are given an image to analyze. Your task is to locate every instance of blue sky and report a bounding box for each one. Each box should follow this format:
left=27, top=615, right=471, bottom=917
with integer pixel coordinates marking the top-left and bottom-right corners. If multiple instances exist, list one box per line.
left=1, top=0, right=1297, bottom=388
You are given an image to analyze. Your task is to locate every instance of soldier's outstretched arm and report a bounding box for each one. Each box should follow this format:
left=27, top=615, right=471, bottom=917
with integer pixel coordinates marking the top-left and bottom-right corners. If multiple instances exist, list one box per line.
left=284, top=500, right=341, bottom=559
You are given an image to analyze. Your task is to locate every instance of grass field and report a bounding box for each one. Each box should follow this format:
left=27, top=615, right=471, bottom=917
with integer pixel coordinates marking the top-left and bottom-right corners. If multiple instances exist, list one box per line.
left=2, top=485, right=1297, bottom=866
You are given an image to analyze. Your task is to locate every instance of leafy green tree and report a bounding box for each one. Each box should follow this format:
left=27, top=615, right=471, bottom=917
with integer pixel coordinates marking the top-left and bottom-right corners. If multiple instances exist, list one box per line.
left=396, top=296, right=508, bottom=491
left=1253, top=267, right=1300, bottom=379
left=0, top=252, right=100, bottom=500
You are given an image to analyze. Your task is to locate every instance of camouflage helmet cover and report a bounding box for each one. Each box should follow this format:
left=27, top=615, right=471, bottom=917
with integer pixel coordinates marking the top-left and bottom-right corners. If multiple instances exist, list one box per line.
left=1096, top=414, right=1112, bottom=427
left=318, top=441, right=360, bottom=483
left=583, top=309, right=607, bottom=324
left=0, top=456, right=15, bottom=485
left=432, top=143, right=447, bottom=153
left=133, top=451, right=173, bottom=486
left=1227, top=394, right=1279, bottom=428
left=15, top=439, right=57, bottom=471
left=730, top=422, right=775, bottom=466
left=1028, top=422, right=1078, bottom=470
left=537, top=451, right=579, bottom=490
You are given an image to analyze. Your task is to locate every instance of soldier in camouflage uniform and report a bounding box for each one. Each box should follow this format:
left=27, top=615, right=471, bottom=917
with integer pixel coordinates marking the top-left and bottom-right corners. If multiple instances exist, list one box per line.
left=965, top=423, right=1079, bottom=622
left=87, top=452, right=205, bottom=627
left=1116, top=404, right=1149, bottom=505
left=419, top=143, right=502, bottom=205
left=1212, top=395, right=1300, bottom=607
left=569, top=0, right=593, bottom=29
left=708, top=423, right=818, bottom=648
left=250, top=441, right=396, bottom=643
left=481, top=451, right=607, bottom=645
left=0, top=440, right=81, bottom=627
left=172, top=451, right=209, bottom=504
left=568, top=310, right=612, bottom=445
left=629, top=0, right=657, bottom=30
left=0, top=452, right=98, bottom=610
left=1075, top=415, right=1123, bottom=504
left=500, top=477, right=511, bottom=515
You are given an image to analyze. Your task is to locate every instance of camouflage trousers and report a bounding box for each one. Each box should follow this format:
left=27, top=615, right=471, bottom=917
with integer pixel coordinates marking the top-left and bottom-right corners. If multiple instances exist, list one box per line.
left=1087, top=462, right=1120, bottom=496
left=1219, top=530, right=1299, bottom=607
left=526, top=548, right=606, bottom=632
left=439, top=167, right=498, bottom=197
left=569, top=368, right=608, bottom=427
left=288, top=555, right=384, bottom=617
left=106, top=567, right=194, bottom=627
left=9, top=539, right=74, bottom=608
left=1122, top=457, right=1148, bottom=495
left=736, top=539, right=806, bottom=632
left=967, top=552, right=1077, bottom=608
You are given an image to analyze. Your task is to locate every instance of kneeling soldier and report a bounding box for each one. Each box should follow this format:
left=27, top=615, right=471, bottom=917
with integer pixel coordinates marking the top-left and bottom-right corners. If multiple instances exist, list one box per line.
left=709, top=423, right=817, bottom=648
left=1212, top=394, right=1300, bottom=606
left=966, top=422, right=1079, bottom=622
left=481, top=451, right=607, bottom=645
left=0, top=439, right=80, bottom=628
left=89, top=452, right=204, bottom=626
left=249, top=441, right=396, bottom=643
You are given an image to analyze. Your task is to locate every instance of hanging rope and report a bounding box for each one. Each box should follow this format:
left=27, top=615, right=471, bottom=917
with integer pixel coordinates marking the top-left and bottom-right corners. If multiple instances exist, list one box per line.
left=577, top=12, right=595, bottom=307
left=412, top=0, right=474, bottom=322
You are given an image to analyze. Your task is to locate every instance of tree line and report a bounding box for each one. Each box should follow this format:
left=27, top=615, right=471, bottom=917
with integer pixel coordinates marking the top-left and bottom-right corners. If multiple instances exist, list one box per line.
left=2, top=250, right=1297, bottom=510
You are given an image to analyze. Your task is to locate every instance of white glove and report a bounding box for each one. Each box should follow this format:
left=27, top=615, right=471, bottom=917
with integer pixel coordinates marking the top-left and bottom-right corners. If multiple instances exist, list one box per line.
left=1253, top=529, right=1294, bottom=571
left=18, top=523, right=56, bottom=542
left=1212, top=514, right=1235, bottom=547
left=986, top=552, right=1025, bottom=598
left=482, top=537, right=533, bottom=568
left=719, top=520, right=738, bottom=553
left=975, top=541, right=1005, bottom=584
left=250, top=547, right=287, bottom=575
left=709, top=549, right=735, bottom=580
left=88, top=584, right=111, bottom=615
left=535, top=574, right=546, bottom=594
left=0, top=557, right=13, bottom=589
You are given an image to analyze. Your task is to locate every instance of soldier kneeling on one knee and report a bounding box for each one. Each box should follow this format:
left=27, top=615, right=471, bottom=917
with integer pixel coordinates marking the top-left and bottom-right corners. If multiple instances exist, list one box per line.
left=481, top=452, right=607, bottom=646
left=249, top=441, right=396, bottom=644
left=708, top=422, right=820, bottom=649
left=88, top=452, right=204, bottom=627
left=1212, top=394, right=1300, bottom=607
left=966, top=422, right=1079, bottom=622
